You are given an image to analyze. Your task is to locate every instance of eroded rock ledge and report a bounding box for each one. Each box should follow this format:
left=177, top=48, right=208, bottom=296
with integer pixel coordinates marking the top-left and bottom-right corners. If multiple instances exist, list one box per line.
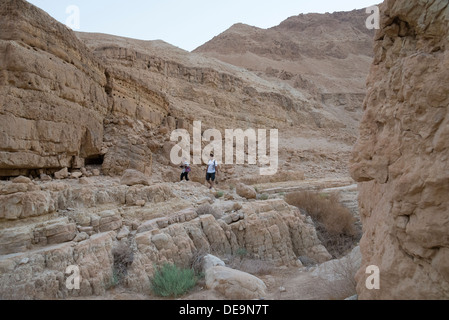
left=0, top=178, right=331, bottom=299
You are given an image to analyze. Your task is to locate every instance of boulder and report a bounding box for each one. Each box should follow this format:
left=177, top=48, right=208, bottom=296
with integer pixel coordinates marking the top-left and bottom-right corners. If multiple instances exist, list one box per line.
left=236, top=183, right=256, bottom=199
left=12, top=176, right=32, bottom=184
left=205, top=266, right=267, bottom=299
left=120, top=169, right=150, bottom=186
left=202, top=254, right=225, bottom=272
left=73, top=232, right=89, bottom=242
left=54, top=168, right=69, bottom=180
left=40, top=174, right=52, bottom=182
left=71, top=172, right=83, bottom=179
left=311, top=246, right=361, bottom=282
left=117, top=226, right=130, bottom=240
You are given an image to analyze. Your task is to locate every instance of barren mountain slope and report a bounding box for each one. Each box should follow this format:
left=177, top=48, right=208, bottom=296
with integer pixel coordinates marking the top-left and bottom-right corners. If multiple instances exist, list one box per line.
left=194, top=9, right=374, bottom=111
left=76, top=30, right=363, bottom=182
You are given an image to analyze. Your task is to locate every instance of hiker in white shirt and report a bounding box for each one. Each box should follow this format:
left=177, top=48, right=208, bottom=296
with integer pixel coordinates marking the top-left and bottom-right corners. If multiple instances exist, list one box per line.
left=206, top=152, right=218, bottom=189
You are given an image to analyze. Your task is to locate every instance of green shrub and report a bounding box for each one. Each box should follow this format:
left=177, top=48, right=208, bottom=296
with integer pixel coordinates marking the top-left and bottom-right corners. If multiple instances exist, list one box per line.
left=235, top=247, right=248, bottom=257
left=259, top=194, right=269, bottom=200
left=151, top=263, right=197, bottom=298
left=215, top=191, right=224, bottom=198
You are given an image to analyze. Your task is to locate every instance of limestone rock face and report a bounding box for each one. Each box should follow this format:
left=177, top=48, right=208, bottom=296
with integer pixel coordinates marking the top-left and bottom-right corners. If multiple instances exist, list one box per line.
left=0, top=177, right=333, bottom=299
left=1, top=0, right=371, bottom=182
left=0, top=0, right=169, bottom=177
left=0, top=231, right=115, bottom=299
left=0, top=0, right=108, bottom=176
left=350, top=0, right=449, bottom=299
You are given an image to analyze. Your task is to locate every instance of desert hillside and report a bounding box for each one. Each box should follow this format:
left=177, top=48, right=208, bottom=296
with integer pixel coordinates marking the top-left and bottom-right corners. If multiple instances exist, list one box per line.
left=194, top=9, right=374, bottom=105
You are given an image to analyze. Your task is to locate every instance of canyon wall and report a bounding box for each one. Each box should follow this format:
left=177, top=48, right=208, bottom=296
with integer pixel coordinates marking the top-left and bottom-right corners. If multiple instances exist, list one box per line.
left=351, top=0, right=449, bottom=299
left=0, top=0, right=108, bottom=176
left=0, top=0, right=170, bottom=177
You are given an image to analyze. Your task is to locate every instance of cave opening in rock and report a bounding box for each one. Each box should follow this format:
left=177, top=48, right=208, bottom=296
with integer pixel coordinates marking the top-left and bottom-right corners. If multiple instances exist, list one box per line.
left=84, top=154, right=104, bottom=166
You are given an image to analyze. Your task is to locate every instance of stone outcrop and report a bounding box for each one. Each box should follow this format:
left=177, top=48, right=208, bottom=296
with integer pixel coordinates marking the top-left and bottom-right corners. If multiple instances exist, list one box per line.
left=350, top=0, right=449, bottom=299
left=0, top=231, right=116, bottom=299
left=0, top=177, right=332, bottom=299
left=0, top=0, right=168, bottom=177
left=0, top=0, right=108, bottom=176
left=120, top=169, right=150, bottom=186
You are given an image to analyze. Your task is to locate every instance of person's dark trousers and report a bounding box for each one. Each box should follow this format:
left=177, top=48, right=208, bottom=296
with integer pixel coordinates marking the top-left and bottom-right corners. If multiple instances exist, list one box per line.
left=180, top=172, right=189, bottom=181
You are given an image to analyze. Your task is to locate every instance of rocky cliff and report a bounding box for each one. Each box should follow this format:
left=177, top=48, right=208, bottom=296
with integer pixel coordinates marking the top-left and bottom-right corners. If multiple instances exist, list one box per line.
left=0, top=0, right=109, bottom=176
left=351, top=0, right=449, bottom=299
left=0, top=0, right=174, bottom=178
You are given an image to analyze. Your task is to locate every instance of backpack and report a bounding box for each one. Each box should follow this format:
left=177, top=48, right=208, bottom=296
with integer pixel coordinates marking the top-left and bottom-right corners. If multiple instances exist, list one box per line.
left=186, top=166, right=191, bottom=173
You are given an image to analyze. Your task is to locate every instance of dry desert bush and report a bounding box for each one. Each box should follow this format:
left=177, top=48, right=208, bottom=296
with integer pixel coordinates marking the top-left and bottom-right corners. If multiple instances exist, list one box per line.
left=312, top=257, right=359, bottom=300
left=285, top=191, right=360, bottom=258
left=110, top=240, right=134, bottom=287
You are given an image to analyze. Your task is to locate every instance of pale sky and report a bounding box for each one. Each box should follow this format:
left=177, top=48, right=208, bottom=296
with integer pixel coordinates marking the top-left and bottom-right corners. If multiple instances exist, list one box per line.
left=27, top=0, right=377, bottom=51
